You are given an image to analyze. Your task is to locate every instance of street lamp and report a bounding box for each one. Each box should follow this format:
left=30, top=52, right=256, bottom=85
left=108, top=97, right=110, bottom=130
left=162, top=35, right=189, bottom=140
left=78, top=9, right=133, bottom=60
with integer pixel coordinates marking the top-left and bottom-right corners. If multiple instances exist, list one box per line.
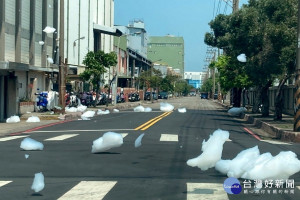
left=73, top=36, right=85, bottom=47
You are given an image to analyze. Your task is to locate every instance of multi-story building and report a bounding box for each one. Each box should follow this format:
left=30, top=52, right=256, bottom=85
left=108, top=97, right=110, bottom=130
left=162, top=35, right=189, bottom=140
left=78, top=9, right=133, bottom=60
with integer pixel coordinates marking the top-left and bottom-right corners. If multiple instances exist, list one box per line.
left=114, top=20, right=151, bottom=88
left=0, top=0, right=120, bottom=121
left=0, top=0, right=58, bottom=121
left=147, top=35, right=184, bottom=77
left=184, top=71, right=207, bottom=89
left=65, top=0, right=121, bottom=91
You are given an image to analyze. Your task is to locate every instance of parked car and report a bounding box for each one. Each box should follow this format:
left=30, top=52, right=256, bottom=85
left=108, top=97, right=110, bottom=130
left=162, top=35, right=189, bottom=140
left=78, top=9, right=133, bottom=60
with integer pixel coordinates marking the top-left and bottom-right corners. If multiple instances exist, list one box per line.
left=158, top=92, right=168, bottom=99
left=200, top=92, right=208, bottom=99
left=190, top=91, right=196, bottom=96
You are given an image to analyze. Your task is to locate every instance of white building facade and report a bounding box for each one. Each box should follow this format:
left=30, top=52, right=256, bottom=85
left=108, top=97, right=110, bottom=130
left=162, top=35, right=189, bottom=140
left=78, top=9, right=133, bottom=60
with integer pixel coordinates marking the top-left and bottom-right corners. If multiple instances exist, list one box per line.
left=0, top=0, right=58, bottom=121
left=64, top=0, right=120, bottom=90
left=184, top=71, right=207, bottom=89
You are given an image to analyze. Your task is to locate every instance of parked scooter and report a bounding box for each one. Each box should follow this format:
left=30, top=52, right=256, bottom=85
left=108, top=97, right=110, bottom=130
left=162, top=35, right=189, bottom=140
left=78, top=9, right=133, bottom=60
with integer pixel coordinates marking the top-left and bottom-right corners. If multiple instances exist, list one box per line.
left=35, top=92, right=48, bottom=112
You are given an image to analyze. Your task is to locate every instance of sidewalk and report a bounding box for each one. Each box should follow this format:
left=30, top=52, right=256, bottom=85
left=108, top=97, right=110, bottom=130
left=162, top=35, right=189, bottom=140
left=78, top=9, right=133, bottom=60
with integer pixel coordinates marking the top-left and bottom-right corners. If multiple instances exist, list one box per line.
left=216, top=100, right=300, bottom=143
left=0, top=101, right=144, bottom=137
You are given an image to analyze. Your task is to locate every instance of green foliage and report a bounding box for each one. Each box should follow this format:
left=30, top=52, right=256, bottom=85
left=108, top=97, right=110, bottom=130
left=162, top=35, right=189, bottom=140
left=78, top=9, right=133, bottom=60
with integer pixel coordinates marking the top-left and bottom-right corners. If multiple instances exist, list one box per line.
left=174, top=80, right=193, bottom=96
left=80, top=51, right=117, bottom=91
left=205, top=0, right=297, bottom=91
left=200, top=78, right=213, bottom=93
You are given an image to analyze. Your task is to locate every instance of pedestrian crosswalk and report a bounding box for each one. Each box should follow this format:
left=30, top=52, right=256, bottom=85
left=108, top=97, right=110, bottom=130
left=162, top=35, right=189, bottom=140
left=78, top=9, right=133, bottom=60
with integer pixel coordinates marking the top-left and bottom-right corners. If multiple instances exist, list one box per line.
left=0, top=135, right=27, bottom=142
left=58, top=181, right=117, bottom=200
left=0, top=179, right=231, bottom=199
left=0, top=133, right=233, bottom=143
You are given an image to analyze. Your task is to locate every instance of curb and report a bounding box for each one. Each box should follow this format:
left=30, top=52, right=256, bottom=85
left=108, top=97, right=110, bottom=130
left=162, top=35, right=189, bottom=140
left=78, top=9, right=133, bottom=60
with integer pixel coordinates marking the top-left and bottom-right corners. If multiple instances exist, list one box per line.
left=215, top=101, right=300, bottom=143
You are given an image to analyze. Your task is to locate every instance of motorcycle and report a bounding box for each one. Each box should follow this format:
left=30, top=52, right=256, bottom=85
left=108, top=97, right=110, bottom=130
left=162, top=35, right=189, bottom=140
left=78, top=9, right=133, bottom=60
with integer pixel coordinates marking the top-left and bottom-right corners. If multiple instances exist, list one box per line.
left=35, top=92, right=48, bottom=112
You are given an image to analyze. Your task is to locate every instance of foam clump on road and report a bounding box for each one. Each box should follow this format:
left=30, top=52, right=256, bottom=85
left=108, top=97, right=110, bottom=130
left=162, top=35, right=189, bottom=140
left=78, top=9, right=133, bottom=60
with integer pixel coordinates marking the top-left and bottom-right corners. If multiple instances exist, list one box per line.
left=25, top=154, right=29, bottom=159
left=77, top=105, right=87, bottom=112
left=20, top=138, right=44, bottom=150
left=215, top=146, right=260, bottom=178
left=215, top=146, right=300, bottom=180
left=81, top=111, right=95, bottom=118
left=91, top=132, right=123, bottom=153
left=134, top=105, right=145, bottom=112
left=228, top=107, right=246, bottom=116
left=241, top=151, right=300, bottom=180
left=26, top=116, right=40, bottom=123
left=113, top=109, right=120, bottom=113
left=186, top=129, right=229, bottom=170
left=31, top=172, right=45, bottom=193
left=6, top=115, right=20, bottom=123
left=97, top=109, right=110, bottom=115
left=160, top=102, right=174, bottom=112
left=65, top=107, right=78, bottom=113
left=144, top=107, right=152, bottom=112
left=178, top=108, right=187, bottom=113
left=135, top=133, right=145, bottom=148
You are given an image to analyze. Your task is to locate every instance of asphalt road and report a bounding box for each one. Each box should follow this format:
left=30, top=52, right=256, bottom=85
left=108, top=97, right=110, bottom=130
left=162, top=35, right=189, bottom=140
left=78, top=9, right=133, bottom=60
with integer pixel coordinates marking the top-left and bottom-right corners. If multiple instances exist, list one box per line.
left=0, top=97, right=299, bottom=200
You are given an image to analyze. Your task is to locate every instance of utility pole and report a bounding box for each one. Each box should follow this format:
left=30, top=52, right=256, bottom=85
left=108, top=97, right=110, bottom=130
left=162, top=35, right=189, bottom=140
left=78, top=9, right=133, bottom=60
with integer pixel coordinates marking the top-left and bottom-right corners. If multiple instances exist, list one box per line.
left=294, top=0, right=300, bottom=131
left=58, top=0, right=66, bottom=110
left=233, top=0, right=239, bottom=12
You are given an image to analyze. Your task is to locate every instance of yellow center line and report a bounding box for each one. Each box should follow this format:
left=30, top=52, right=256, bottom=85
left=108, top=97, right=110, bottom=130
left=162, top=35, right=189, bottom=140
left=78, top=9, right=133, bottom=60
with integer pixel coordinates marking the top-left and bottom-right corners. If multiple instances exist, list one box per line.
left=134, top=111, right=172, bottom=130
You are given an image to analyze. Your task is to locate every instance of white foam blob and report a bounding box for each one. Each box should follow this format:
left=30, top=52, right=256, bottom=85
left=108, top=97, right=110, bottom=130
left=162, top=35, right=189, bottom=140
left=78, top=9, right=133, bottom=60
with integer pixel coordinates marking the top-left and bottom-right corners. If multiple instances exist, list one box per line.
left=97, top=109, right=110, bottom=115
left=134, top=133, right=145, bottom=148
left=6, top=115, right=20, bottom=123
left=91, top=132, right=123, bottom=153
left=186, top=129, right=229, bottom=170
left=215, top=146, right=260, bottom=178
left=178, top=108, right=187, bottom=113
left=144, top=107, right=152, bottom=112
left=38, top=41, right=44, bottom=45
left=31, top=172, right=45, bottom=193
left=43, top=26, right=56, bottom=34
left=113, top=109, right=120, bottom=113
left=25, top=154, right=29, bottom=159
left=237, top=53, right=247, bottom=62
left=228, top=107, right=246, bottom=116
left=65, top=107, right=77, bottom=113
left=20, top=138, right=44, bottom=151
left=77, top=105, right=87, bottom=112
left=160, top=102, right=174, bottom=112
left=81, top=110, right=95, bottom=118
left=134, top=105, right=145, bottom=112
left=26, top=116, right=40, bottom=123
left=241, top=151, right=300, bottom=180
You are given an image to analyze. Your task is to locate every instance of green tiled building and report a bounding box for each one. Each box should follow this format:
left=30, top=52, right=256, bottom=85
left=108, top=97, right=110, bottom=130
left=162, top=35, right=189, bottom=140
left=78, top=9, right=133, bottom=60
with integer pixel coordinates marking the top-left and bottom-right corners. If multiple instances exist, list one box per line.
left=147, top=35, right=184, bottom=77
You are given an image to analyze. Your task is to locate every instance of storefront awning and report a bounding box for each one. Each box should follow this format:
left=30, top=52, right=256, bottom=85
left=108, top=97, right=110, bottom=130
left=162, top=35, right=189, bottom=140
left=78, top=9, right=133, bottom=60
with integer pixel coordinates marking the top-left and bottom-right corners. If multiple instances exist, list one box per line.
left=93, top=23, right=122, bottom=37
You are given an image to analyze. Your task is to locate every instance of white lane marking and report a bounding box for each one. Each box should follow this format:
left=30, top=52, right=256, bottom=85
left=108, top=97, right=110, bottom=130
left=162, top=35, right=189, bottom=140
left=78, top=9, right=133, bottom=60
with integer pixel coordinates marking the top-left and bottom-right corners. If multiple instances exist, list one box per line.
left=0, top=135, right=27, bottom=142
left=160, top=134, right=178, bottom=142
left=58, top=181, right=117, bottom=200
left=120, top=133, right=128, bottom=138
left=0, top=181, right=12, bottom=187
left=44, top=134, right=79, bottom=141
left=29, top=129, right=135, bottom=133
left=297, top=186, right=300, bottom=190
left=187, top=183, right=228, bottom=200
left=226, top=139, right=232, bottom=142
left=260, top=140, right=292, bottom=145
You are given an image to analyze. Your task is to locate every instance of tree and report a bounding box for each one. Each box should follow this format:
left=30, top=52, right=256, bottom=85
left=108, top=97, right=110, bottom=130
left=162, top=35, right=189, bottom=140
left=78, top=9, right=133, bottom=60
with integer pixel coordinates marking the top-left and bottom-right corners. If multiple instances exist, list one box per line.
left=80, top=51, right=117, bottom=92
left=205, top=0, right=297, bottom=117
left=200, top=78, right=213, bottom=93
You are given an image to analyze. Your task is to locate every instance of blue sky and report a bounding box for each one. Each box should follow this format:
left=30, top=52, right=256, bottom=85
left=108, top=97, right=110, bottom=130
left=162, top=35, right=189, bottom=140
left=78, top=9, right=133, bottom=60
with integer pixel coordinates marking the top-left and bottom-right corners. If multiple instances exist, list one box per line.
left=114, top=0, right=248, bottom=72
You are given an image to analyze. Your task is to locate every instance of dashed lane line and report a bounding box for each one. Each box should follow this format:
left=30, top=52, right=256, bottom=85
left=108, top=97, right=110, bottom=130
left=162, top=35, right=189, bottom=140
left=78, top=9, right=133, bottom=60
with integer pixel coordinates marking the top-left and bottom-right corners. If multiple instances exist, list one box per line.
left=0, top=135, right=27, bottom=142
left=44, top=134, right=79, bottom=141
left=0, top=181, right=12, bottom=187
left=57, top=181, right=117, bottom=200
left=160, top=134, right=178, bottom=142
